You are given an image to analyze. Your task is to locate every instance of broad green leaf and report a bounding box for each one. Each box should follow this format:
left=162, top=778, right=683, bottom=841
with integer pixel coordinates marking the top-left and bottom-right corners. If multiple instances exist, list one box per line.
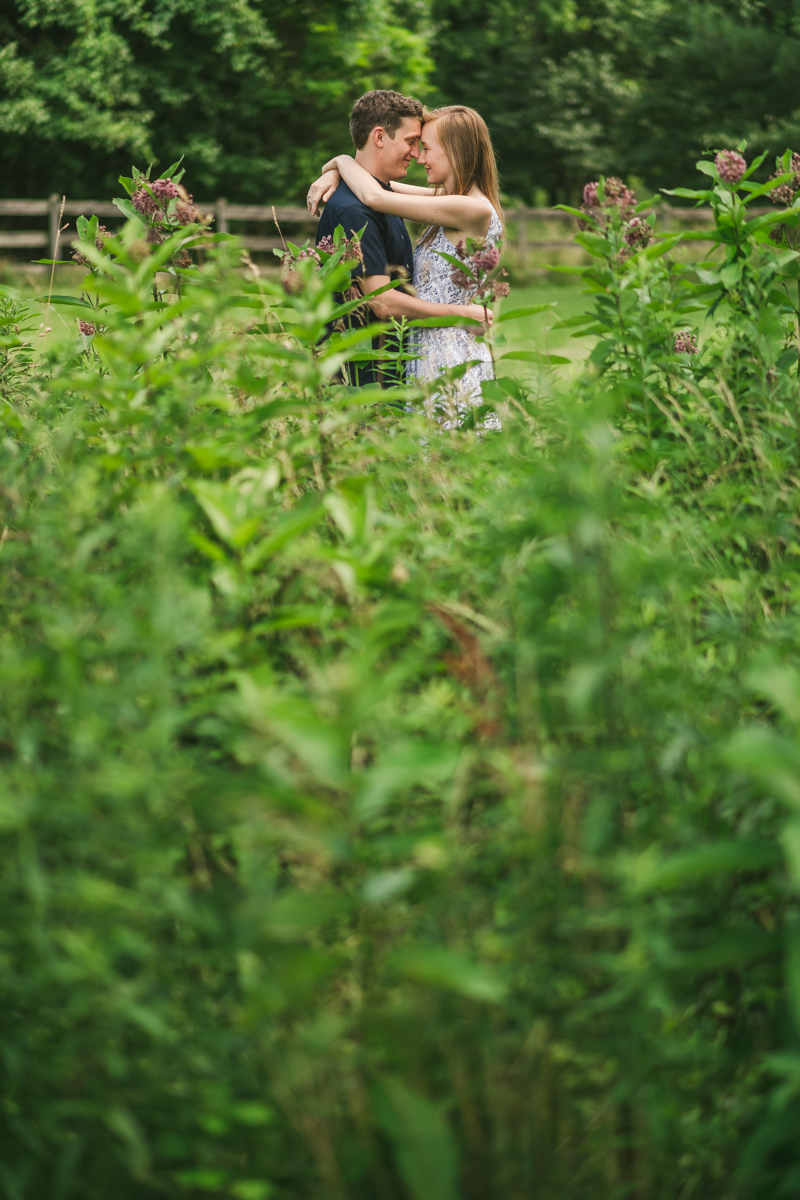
left=391, top=946, right=506, bottom=1003
left=500, top=350, right=571, bottom=364
left=374, top=1077, right=459, bottom=1200
left=725, top=727, right=800, bottom=808
left=235, top=676, right=349, bottom=787
left=787, top=925, right=800, bottom=1036
left=434, top=248, right=473, bottom=272
left=40, top=295, right=96, bottom=309
left=406, top=315, right=483, bottom=327
left=662, top=187, right=711, bottom=200
left=113, top=196, right=143, bottom=223
left=243, top=496, right=325, bottom=569
left=496, top=304, right=555, bottom=322
left=363, top=868, right=416, bottom=904
left=743, top=172, right=794, bottom=203
left=262, top=891, right=349, bottom=941
left=670, top=929, right=779, bottom=971
left=631, top=842, right=781, bottom=892
left=357, top=742, right=460, bottom=819
left=746, top=660, right=800, bottom=725
left=574, top=231, right=609, bottom=257
left=189, top=479, right=263, bottom=548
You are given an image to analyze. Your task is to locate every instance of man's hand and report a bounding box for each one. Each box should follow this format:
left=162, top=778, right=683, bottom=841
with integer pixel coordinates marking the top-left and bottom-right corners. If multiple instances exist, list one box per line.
left=307, top=169, right=340, bottom=215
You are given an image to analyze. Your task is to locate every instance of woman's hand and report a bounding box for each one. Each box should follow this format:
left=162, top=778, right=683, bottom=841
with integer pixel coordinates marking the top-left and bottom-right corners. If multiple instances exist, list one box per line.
left=307, top=169, right=340, bottom=216
left=453, top=304, right=494, bottom=327
left=320, top=155, right=349, bottom=174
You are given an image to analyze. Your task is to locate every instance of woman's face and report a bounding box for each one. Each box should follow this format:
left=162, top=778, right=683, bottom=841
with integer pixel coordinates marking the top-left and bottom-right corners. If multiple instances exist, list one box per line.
left=418, top=122, right=453, bottom=190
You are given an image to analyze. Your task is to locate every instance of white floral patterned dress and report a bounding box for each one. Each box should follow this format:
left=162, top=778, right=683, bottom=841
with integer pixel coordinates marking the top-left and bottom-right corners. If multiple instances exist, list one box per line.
left=406, top=197, right=502, bottom=429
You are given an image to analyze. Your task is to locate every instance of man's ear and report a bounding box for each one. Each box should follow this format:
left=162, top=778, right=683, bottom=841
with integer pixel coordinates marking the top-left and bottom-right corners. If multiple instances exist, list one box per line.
left=371, top=125, right=386, bottom=150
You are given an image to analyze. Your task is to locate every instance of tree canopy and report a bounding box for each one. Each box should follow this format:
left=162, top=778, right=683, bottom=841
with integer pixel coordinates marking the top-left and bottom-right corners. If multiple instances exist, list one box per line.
left=2, top=0, right=800, bottom=203
left=430, top=0, right=800, bottom=201
left=0, top=0, right=432, bottom=201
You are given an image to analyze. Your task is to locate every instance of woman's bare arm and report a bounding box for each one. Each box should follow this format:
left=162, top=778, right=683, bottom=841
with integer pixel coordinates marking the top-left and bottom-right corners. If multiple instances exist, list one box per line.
left=361, top=275, right=493, bottom=326
left=387, top=181, right=436, bottom=196
left=307, top=171, right=435, bottom=216
left=323, top=155, right=491, bottom=237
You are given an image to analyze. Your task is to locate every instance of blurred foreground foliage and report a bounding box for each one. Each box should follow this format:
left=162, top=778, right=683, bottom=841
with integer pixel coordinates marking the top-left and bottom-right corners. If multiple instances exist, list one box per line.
left=2, top=156, right=800, bottom=1199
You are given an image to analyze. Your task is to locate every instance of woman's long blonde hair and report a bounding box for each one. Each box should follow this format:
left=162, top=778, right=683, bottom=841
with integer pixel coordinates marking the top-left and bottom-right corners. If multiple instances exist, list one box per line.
left=419, top=105, right=504, bottom=247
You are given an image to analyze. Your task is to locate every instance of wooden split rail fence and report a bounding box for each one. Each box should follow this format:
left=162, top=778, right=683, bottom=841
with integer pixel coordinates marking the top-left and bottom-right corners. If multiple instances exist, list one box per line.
left=0, top=195, right=731, bottom=264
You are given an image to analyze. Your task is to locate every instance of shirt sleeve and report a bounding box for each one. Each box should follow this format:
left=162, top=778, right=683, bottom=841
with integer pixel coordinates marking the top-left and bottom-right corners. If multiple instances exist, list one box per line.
left=334, top=204, right=389, bottom=277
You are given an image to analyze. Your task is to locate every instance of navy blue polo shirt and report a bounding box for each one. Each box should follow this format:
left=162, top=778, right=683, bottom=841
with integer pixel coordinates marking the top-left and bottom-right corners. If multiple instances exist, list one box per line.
left=316, top=177, right=413, bottom=387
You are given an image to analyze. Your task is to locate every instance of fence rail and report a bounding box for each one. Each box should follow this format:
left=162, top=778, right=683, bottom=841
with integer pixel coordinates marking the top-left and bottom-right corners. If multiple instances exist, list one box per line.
left=0, top=195, right=745, bottom=262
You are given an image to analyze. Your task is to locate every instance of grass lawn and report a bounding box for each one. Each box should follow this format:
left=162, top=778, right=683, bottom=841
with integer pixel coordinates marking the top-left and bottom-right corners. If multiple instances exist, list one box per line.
left=496, top=279, right=595, bottom=382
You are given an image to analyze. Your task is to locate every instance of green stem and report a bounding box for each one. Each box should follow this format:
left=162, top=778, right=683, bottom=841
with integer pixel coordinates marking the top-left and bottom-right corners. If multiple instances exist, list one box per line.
left=482, top=301, right=496, bottom=381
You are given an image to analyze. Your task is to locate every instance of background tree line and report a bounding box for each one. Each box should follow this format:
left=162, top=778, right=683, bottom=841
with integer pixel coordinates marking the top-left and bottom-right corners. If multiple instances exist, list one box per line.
left=1, top=0, right=800, bottom=204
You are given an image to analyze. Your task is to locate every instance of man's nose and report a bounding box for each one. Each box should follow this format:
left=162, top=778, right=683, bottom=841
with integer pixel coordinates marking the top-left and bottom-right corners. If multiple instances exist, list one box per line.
left=410, top=143, right=420, bottom=159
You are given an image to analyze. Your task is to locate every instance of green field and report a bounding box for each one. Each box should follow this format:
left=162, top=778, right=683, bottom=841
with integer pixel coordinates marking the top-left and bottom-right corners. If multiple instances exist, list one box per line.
left=497, top=281, right=593, bottom=377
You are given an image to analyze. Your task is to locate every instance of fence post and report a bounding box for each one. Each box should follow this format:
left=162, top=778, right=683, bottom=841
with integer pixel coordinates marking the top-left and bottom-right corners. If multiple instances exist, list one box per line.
left=48, top=193, right=63, bottom=260
left=516, top=208, right=528, bottom=268
left=216, top=198, right=228, bottom=234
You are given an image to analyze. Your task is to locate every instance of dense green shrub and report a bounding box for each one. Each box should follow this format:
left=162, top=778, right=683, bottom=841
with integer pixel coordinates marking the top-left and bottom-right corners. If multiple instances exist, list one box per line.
left=0, top=0, right=432, bottom=201
left=1, top=156, right=800, bottom=1199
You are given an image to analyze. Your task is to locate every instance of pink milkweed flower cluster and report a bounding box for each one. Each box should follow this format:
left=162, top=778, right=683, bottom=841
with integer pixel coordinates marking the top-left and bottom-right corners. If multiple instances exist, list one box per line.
left=673, top=329, right=698, bottom=354
left=580, top=177, right=655, bottom=259
left=132, top=178, right=204, bottom=227
left=449, top=237, right=509, bottom=301
left=472, top=245, right=500, bottom=272
left=280, top=245, right=321, bottom=293
left=176, top=197, right=202, bottom=224
left=152, top=179, right=179, bottom=202
left=581, top=177, right=636, bottom=223
left=131, top=188, right=159, bottom=217
left=131, top=178, right=180, bottom=213
left=769, top=151, right=800, bottom=207
left=622, top=215, right=654, bottom=249
left=282, top=237, right=365, bottom=294
left=78, top=320, right=97, bottom=336
left=715, top=151, right=747, bottom=185
left=316, top=234, right=363, bottom=264
left=282, top=246, right=321, bottom=267
left=72, top=224, right=110, bottom=268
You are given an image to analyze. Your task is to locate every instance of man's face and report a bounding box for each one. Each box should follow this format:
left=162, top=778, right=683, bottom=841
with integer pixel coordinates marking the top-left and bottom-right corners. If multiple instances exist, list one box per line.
left=378, top=116, right=421, bottom=177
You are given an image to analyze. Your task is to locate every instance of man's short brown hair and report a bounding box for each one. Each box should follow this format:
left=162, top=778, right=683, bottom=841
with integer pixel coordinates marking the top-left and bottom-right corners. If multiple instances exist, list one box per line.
left=350, top=90, right=423, bottom=150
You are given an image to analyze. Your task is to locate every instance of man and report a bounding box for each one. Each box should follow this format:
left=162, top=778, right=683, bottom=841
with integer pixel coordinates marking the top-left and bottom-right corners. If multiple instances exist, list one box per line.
left=313, top=89, right=487, bottom=387
left=313, top=89, right=421, bottom=386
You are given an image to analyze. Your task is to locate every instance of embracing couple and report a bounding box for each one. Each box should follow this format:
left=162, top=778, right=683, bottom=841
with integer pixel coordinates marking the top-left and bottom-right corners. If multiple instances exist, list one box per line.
left=306, top=89, right=503, bottom=422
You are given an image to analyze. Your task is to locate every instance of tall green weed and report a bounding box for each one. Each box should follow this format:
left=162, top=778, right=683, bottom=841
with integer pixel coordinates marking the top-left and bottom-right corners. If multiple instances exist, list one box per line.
left=1, top=157, right=800, bottom=1199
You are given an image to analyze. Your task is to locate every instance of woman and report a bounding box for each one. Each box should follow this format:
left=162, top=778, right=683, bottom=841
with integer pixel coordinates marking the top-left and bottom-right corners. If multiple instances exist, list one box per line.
left=307, top=106, right=504, bottom=425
